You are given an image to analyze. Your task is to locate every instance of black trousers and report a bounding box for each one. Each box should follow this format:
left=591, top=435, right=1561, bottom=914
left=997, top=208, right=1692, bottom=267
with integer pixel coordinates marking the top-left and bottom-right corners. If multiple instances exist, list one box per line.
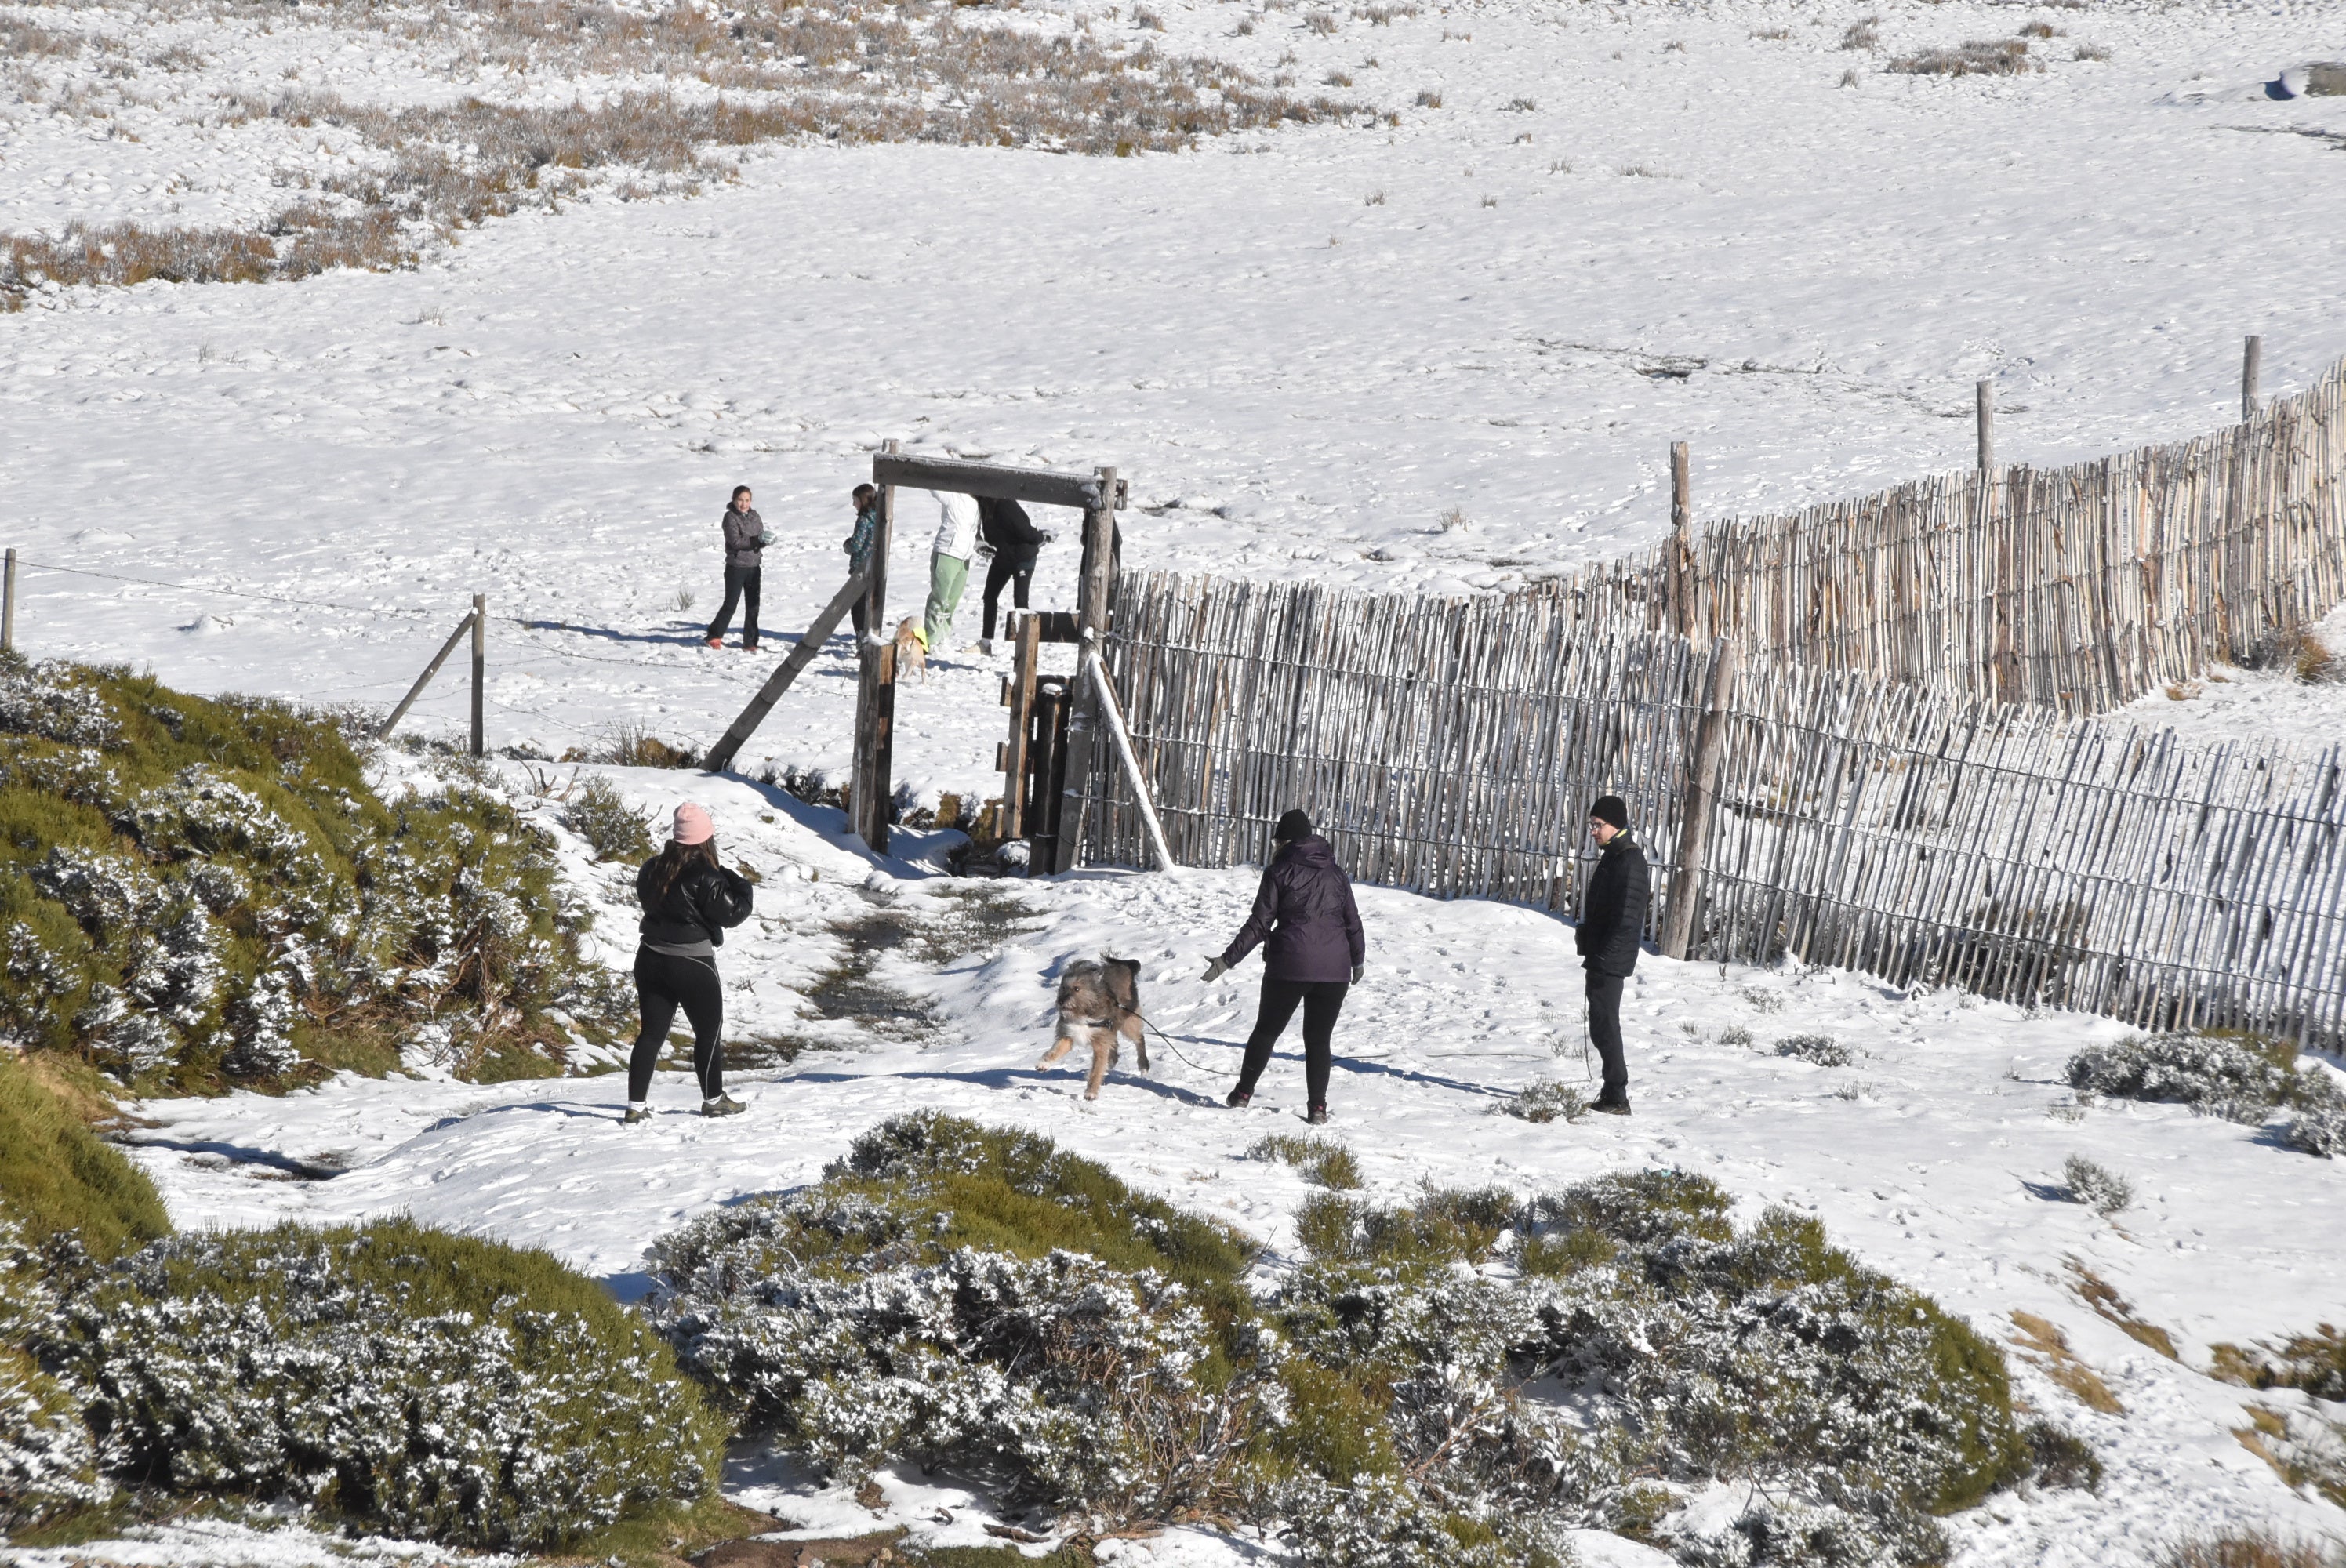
left=629, top=948, right=725, bottom=1102
left=1585, top=971, right=1628, bottom=1102
left=981, top=553, right=1035, bottom=641
left=1234, top=977, right=1348, bottom=1106
left=707, top=564, right=761, bottom=646
left=848, top=597, right=868, bottom=637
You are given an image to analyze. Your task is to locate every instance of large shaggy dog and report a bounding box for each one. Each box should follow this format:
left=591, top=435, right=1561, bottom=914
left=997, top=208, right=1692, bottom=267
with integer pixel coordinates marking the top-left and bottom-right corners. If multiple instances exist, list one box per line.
left=1036, top=956, right=1146, bottom=1100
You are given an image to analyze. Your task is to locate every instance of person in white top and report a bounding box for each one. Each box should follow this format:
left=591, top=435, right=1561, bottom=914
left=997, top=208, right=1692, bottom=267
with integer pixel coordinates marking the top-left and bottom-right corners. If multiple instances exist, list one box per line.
left=921, top=489, right=982, bottom=651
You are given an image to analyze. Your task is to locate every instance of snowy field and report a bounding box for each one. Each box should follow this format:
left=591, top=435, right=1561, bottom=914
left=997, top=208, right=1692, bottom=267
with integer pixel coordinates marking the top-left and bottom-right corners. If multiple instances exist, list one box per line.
left=38, top=757, right=2342, bottom=1567
left=6, top=0, right=2346, bottom=811
left=7, top=0, right=2346, bottom=1560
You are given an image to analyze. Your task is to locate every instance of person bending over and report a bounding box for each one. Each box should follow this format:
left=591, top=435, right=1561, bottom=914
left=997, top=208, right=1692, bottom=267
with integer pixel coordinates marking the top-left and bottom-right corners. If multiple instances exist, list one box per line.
left=1204, top=808, right=1364, bottom=1125
left=625, top=802, right=753, bottom=1123
left=1577, top=793, right=1649, bottom=1116
left=977, top=493, right=1050, bottom=650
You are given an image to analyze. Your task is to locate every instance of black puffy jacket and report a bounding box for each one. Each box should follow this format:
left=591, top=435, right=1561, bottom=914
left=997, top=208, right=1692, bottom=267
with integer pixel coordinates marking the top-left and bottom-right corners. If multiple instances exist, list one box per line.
left=636, top=853, right=754, bottom=949
left=1575, top=834, right=1651, bottom=977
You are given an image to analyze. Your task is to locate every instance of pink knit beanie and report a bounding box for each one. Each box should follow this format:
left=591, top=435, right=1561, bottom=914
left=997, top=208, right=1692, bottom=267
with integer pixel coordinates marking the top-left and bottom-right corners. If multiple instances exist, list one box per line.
left=672, top=802, right=714, bottom=845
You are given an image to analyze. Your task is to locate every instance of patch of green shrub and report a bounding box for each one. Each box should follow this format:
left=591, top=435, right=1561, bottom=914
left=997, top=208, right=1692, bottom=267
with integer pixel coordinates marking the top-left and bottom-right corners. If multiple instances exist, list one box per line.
left=45, top=1218, right=724, bottom=1550
left=1245, top=1132, right=1363, bottom=1189
left=0, top=656, right=629, bottom=1091
left=1496, top=1080, right=1587, bottom=1123
left=560, top=775, right=657, bottom=863
left=0, top=1054, right=168, bottom=1260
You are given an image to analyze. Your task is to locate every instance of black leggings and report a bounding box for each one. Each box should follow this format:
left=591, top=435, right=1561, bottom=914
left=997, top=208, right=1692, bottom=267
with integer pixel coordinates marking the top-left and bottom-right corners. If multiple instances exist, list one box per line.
left=982, top=553, right=1034, bottom=641
left=629, top=948, right=725, bottom=1102
left=707, top=564, right=761, bottom=646
left=1234, top=977, right=1349, bottom=1106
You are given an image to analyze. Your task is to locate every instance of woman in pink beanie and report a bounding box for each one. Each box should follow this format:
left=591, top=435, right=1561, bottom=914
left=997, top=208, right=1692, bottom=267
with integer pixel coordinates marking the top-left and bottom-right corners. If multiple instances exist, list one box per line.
left=624, top=801, right=754, bottom=1123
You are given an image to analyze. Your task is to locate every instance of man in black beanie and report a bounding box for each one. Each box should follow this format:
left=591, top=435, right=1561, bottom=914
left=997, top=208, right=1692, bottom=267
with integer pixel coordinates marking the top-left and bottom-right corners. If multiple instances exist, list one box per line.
left=1576, top=793, right=1648, bottom=1114
left=1203, top=808, right=1364, bottom=1125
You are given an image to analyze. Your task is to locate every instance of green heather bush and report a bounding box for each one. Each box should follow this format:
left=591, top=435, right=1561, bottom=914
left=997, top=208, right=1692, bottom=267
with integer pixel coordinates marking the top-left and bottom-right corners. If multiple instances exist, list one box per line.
left=44, top=1218, right=724, bottom=1549
left=0, top=1055, right=169, bottom=1260
left=652, top=1117, right=2036, bottom=1566
left=1246, top=1131, right=1364, bottom=1189
left=0, top=655, right=628, bottom=1089
left=560, top=775, right=657, bottom=863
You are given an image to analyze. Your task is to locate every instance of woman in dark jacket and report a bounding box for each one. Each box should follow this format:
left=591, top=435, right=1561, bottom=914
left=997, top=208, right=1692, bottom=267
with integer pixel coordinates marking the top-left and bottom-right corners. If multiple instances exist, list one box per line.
left=976, top=495, right=1050, bottom=648
left=624, top=802, right=754, bottom=1123
left=1202, top=808, right=1364, bottom=1123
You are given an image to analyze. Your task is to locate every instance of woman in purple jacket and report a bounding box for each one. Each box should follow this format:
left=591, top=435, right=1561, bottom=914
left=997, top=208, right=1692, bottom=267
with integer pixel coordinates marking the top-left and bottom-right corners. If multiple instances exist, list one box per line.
left=1202, top=809, right=1364, bottom=1124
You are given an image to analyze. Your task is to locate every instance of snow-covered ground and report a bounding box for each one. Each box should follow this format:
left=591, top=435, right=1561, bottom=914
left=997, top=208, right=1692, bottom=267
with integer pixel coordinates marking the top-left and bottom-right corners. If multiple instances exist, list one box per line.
left=46, top=759, right=2338, bottom=1568
left=6, top=0, right=2346, bottom=811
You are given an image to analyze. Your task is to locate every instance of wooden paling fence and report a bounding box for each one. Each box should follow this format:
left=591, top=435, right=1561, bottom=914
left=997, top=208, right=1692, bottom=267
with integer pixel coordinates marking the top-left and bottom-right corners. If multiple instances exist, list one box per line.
left=1526, top=355, right=2346, bottom=714
left=1081, top=573, right=2346, bottom=1048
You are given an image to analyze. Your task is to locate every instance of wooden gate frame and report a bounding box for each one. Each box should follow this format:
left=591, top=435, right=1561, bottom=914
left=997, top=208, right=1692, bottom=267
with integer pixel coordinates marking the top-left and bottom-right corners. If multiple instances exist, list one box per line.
left=856, top=450, right=1125, bottom=865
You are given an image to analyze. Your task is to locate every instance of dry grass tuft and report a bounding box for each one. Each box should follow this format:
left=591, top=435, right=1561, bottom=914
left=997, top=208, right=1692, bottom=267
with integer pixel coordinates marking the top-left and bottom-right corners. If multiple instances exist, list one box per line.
left=1414, top=86, right=1443, bottom=107
left=2017, top=20, right=2066, bottom=38
left=1752, top=26, right=1792, bottom=41
left=2160, top=1530, right=2346, bottom=1568
left=2009, top=1311, right=2125, bottom=1414
left=1842, top=16, right=1880, bottom=50
left=1889, top=38, right=2042, bottom=76
left=2066, top=1260, right=2179, bottom=1359
left=2075, top=41, right=2112, bottom=61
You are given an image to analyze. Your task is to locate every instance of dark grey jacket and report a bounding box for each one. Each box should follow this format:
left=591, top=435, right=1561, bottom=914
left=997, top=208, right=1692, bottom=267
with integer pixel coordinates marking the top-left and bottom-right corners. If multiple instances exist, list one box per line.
left=721, top=506, right=767, bottom=570
left=1221, top=836, right=1364, bottom=984
left=637, top=855, right=754, bottom=949
left=1576, top=834, right=1651, bottom=977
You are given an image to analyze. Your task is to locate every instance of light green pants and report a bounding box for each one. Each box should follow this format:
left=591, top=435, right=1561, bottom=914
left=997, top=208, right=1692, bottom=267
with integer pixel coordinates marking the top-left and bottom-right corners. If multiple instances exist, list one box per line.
left=922, top=552, right=970, bottom=649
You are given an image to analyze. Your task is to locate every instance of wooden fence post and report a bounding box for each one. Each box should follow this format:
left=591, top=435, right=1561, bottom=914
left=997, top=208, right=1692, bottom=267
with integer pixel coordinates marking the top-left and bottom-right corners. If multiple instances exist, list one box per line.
left=470, top=592, right=485, bottom=757
left=1669, top=441, right=1694, bottom=639
left=2242, top=335, right=2263, bottom=420
left=1661, top=639, right=1738, bottom=960
left=2, top=547, right=15, bottom=654
left=378, top=610, right=479, bottom=739
left=997, top=610, right=1043, bottom=838
left=702, top=569, right=869, bottom=775
left=1051, top=466, right=1118, bottom=873
left=852, top=440, right=901, bottom=855
left=1976, top=380, right=1996, bottom=472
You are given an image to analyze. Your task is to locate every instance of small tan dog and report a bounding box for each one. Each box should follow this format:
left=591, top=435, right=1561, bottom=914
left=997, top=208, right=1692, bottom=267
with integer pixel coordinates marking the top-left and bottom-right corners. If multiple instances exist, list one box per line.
left=1036, top=956, right=1146, bottom=1101
left=892, top=618, right=928, bottom=684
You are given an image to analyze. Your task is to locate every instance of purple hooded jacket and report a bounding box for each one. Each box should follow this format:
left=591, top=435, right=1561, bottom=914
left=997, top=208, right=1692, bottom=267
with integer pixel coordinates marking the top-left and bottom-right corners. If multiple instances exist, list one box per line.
left=1219, top=836, right=1365, bottom=983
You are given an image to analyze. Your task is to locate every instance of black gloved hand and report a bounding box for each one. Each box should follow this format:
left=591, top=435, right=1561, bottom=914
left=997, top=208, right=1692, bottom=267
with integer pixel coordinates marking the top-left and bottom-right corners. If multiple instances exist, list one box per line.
left=1350, top=964, right=1364, bottom=985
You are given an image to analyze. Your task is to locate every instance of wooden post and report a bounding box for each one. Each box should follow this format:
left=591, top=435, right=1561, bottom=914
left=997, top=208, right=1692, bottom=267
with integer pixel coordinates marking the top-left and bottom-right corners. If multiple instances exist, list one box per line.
left=379, top=611, right=478, bottom=739
left=1051, top=465, right=1118, bottom=873
left=1084, top=648, right=1177, bottom=873
left=852, top=439, right=901, bottom=855
left=998, top=610, right=1043, bottom=838
left=2242, top=335, right=2262, bottom=421
left=2, top=547, right=15, bottom=654
left=1661, top=639, right=1738, bottom=960
left=469, top=592, right=485, bottom=757
left=703, top=570, right=868, bottom=775
left=1669, top=441, right=1694, bottom=638
left=1976, top=380, right=1996, bottom=472
left=852, top=638, right=897, bottom=854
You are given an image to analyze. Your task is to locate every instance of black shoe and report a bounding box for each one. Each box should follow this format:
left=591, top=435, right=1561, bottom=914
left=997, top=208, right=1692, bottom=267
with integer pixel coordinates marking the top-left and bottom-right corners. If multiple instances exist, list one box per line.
left=700, top=1093, right=746, bottom=1117
left=1592, top=1098, right=1632, bottom=1116
left=1306, top=1103, right=1329, bottom=1125
left=1226, top=1088, right=1252, bottom=1109
left=622, top=1105, right=652, bottom=1126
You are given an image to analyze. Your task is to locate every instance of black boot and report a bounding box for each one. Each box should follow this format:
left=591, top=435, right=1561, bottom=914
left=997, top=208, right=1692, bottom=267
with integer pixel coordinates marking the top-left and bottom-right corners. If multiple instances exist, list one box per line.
left=1226, top=1087, right=1251, bottom=1109
left=1306, top=1103, right=1329, bottom=1125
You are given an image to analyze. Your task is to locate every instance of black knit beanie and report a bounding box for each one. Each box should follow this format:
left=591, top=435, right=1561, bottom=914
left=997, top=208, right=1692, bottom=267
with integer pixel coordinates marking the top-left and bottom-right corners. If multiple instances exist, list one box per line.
left=1589, top=794, right=1629, bottom=830
left=1273, top=808, right=1313, bottom=844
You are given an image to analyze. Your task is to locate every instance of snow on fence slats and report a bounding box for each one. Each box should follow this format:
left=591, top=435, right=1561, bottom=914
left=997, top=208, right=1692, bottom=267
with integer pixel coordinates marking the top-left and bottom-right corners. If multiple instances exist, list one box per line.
left=1084, top=575, right=2346, bottom=1049
left=1521, top=356, right=2346, bottom=716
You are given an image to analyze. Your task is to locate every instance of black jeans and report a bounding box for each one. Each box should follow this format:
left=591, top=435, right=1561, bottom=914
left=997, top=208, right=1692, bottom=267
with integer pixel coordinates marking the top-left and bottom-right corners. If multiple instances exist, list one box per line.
left=1234, top=977, right=1348, bottom=1106
left=707, top=564, right=761, bottom=646
left=982, top=553, right=1035, bottom=641
left=1585, top=971, right=1628, bottom=1103
left=629, top=948, right=725, bottom=1102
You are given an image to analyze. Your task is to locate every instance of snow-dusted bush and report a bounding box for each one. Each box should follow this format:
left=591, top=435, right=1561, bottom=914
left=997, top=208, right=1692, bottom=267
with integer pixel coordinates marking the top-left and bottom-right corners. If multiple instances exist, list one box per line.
left=652, top=1117, right=2034, bottom=1564
left=1498, top=1080, right=1589, bottom=1123
left=46, top=1219, right=724, bottom=1549
left=2061, top=1155, right=2134, bottom=1216
left=560, top=775, right=656, bottom=863
left=1775, top=1033, right=1855, bottom=1067
left=651, top=1113, right=1273, bottom=1526
left=1248, top=1131, right=1364, bottom=1188
left=2286, top=1097, right=2346, bottom=1158
left=2064, top=1032, right=2293, bottom=1122
left=0, top=659, right=626, bottom=1087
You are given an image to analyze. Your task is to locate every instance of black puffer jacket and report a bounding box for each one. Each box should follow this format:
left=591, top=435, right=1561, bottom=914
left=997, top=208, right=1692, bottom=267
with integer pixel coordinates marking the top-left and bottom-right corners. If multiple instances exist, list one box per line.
left=1575, top=834, right=1651, bottom=977
left=1220, top=835, right=1364, bottom=984
left=636, top=853, right=754, bottom=949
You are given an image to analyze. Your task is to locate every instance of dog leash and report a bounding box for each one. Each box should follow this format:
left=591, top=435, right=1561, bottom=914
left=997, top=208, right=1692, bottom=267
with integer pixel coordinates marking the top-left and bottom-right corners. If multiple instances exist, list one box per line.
left=1117, top=1005, right=1222, bottom=1077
